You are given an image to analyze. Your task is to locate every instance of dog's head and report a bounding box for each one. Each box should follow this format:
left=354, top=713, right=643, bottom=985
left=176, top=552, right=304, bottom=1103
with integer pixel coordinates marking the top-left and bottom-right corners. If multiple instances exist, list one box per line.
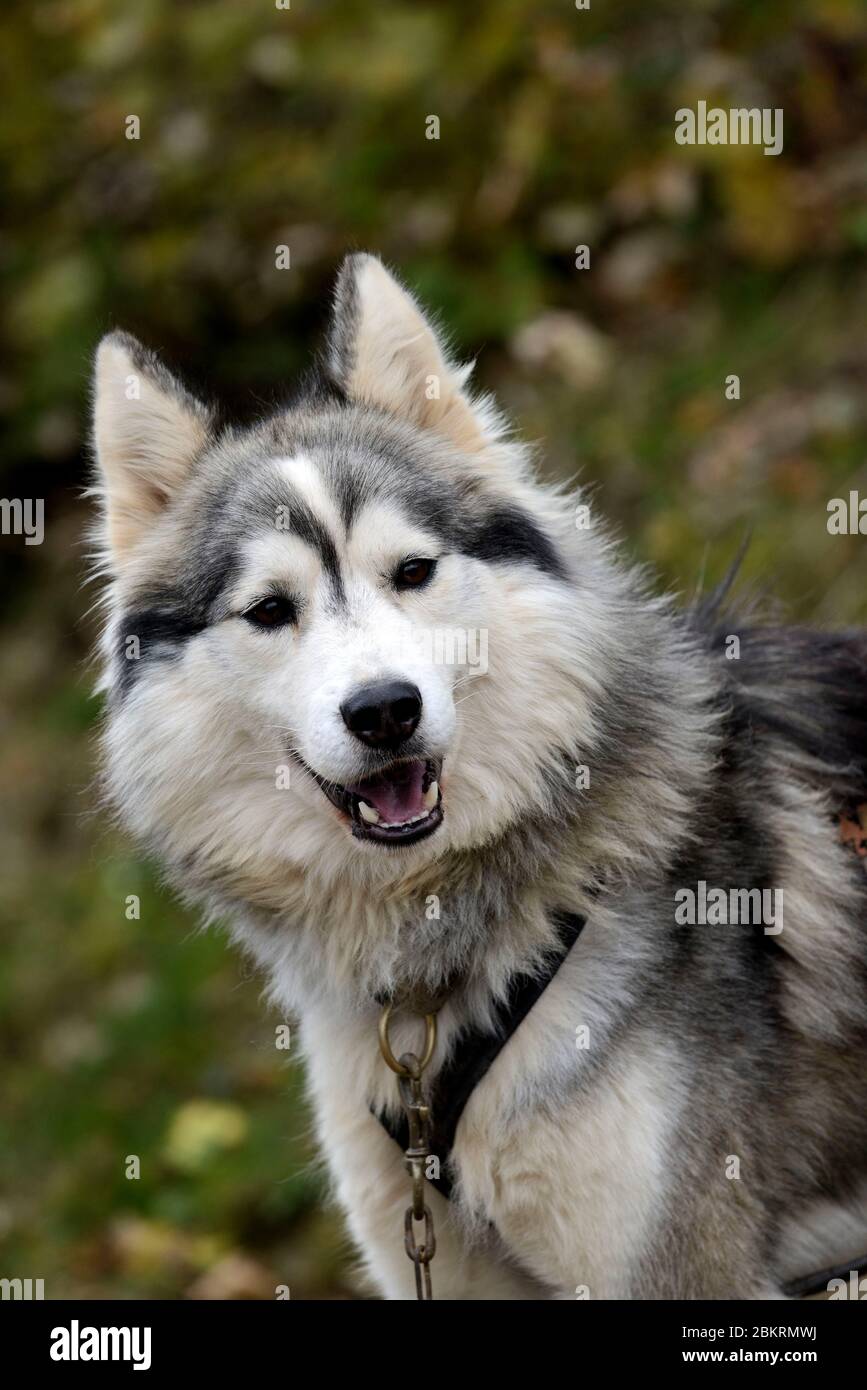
left=91, top=255, right=611, bottom=906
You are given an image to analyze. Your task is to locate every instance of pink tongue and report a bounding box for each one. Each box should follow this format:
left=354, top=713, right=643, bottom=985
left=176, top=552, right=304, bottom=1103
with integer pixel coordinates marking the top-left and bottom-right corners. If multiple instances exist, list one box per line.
left=351, top=761, right=426, bottom=823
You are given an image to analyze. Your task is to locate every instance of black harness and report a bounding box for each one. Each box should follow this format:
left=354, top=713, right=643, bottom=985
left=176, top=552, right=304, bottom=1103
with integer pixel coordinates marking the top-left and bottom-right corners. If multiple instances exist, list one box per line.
left=373, top=909, right=867, bottom=1297
left=375, top=910, right=586, bottom=1199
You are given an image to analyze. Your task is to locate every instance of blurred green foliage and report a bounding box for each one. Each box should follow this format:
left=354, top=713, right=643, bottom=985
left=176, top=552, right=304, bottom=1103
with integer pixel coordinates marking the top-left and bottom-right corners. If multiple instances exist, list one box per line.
left=1, top=0, right=866, bottom=1298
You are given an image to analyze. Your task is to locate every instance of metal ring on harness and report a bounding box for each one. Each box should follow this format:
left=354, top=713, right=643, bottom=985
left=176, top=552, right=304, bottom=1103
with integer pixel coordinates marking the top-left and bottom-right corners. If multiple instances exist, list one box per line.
left=378, top=1002, right=437, bottom=1076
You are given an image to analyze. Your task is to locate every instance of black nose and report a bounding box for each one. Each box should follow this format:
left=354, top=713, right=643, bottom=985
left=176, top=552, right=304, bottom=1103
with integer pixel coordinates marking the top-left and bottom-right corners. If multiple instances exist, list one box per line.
left=340, top=680, right=422, bottom=750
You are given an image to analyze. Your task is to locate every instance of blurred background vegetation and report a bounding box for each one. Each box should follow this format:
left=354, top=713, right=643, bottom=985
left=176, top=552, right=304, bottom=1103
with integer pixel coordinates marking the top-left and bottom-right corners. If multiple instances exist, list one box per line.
left=1, top=0, right=866, bottom=1299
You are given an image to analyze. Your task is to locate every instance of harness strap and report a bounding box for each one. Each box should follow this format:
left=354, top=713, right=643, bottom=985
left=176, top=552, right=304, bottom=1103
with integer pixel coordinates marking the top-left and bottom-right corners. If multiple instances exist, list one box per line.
left=374, top=910, right=586, bottom=1199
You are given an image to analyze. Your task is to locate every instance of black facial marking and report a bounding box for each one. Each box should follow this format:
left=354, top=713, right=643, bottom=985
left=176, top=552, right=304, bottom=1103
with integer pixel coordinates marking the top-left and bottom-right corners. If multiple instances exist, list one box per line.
left=116, top=607, right=207, bottom=695
left=287, top=498, right=345, bottom=602
left=114, top=541, right=241, bottom=696
left=463, top=505, right=566, bottom=579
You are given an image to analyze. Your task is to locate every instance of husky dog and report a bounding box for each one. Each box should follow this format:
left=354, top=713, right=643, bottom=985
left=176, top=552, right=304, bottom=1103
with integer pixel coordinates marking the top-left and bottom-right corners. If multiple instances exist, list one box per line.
left=91, top=254, right=867, bottom=1299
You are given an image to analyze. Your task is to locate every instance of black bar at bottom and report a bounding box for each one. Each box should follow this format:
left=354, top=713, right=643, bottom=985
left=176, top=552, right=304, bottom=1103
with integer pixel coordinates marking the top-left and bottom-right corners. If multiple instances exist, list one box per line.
left=1, top=1295, right=863, bottom=1374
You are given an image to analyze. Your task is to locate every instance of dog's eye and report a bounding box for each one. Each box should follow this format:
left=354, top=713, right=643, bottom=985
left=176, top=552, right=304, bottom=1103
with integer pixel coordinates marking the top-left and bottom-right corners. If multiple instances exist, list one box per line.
left=395, top=558, right=436, bottom=590
left=242, top=596, right=296, bottom=628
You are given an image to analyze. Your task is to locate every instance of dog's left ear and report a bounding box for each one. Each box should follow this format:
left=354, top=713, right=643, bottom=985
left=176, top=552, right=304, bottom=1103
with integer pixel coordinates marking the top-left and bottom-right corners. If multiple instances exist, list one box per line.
left=326, top=254, right=494, bottom=454
left=91, top=331, right=213, bottom=565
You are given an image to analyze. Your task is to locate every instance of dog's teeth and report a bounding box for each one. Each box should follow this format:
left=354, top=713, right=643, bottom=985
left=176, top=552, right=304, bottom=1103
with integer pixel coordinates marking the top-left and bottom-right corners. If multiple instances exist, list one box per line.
left=423, top=780, right=439, bottom=811
left=358, top=800, right=380, bottom=825
left=379, top=811, right=428, bottom=829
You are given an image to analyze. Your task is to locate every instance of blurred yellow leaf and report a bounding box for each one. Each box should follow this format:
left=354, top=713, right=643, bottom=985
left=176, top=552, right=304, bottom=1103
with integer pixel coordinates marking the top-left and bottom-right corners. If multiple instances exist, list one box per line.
left=163, top=1099, right=248, bottom=1173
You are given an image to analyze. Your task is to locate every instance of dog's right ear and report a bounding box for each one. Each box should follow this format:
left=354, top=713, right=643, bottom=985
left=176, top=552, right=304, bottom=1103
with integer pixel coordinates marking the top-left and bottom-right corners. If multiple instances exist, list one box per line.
left=91, top=331, right=212, bottom=565
left=325, top=253, right=497, bottom=455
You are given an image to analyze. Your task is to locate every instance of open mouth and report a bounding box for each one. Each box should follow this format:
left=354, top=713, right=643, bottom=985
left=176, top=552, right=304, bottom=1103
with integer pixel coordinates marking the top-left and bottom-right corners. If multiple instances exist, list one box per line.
left=311, top=757, right=444, bottom=846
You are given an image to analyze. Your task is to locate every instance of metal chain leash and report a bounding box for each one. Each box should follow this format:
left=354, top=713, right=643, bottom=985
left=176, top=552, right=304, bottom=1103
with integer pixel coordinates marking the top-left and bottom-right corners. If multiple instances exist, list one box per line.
left=378, top=1002, right=438, bottom=1300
